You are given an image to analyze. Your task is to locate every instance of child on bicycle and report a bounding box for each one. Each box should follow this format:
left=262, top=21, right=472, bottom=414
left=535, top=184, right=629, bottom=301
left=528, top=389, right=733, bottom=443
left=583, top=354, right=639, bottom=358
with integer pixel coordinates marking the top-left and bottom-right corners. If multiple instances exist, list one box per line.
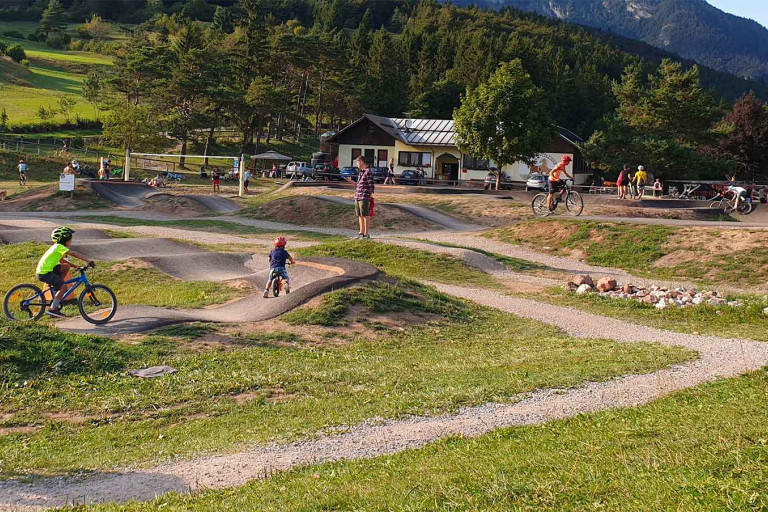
left=37, top=226, right=93, bottom=318
left=18, top=159, right=27, bottom=184
left=263, top=236, right=295, bottom=298
left=546, top=155, right=573, bottom=213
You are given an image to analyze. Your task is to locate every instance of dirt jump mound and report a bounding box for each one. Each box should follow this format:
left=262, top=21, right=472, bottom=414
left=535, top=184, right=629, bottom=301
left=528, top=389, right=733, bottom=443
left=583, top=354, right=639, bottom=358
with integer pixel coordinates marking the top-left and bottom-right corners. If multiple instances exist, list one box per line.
left=0, top=225, right=377, bottom=335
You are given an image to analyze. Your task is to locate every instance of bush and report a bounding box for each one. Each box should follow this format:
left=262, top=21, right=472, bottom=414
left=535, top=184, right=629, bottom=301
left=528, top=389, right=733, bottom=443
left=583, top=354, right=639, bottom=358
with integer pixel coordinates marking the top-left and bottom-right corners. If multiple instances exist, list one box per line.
left=68, top=39, right=84, bottom=51
left=5, top=43, right=26, bottom=63
left=2, top=30, right=24, bottom=40
left=20, top=58, right=29, bottom=68
left=27, top=31, right=44, bottom=42
left=0, top=39, right=6, bottom=54
left=45, top=32, right=71, bottom=49
left=76, top=24, right=92, bottom=39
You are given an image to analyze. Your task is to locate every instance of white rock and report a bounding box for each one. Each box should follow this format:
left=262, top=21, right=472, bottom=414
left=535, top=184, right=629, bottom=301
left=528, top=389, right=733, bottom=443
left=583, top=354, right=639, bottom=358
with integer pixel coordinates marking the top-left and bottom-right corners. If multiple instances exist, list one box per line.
left=576, top=284, right=593, bottom=295
left=655, top=301, right=668, bottom=310
left=693, top=297, right=704, bottom=305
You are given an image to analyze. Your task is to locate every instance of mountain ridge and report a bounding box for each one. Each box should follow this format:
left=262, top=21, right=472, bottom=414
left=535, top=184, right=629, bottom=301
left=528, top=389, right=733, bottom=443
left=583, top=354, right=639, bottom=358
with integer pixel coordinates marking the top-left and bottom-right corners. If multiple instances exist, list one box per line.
left=448, top=0, right=768, bottom=80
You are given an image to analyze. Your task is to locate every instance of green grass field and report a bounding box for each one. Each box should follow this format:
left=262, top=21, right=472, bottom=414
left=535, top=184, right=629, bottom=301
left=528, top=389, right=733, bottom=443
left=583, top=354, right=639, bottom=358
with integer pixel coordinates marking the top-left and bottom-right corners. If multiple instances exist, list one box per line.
left=0, top=280, right=690, bottom=475
left=0, top=23, right=113, bottom=127
left=84, top=369, right=768, bottom=511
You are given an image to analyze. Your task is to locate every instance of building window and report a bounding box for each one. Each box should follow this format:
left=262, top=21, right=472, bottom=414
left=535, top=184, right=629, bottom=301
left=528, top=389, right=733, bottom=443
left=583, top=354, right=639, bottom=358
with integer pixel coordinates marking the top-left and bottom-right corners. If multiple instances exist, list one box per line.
left=364, top=148, right=375, bottom=166
left=463, top=154, right=489, bottom=170
left=351, top=148, right=361, bottom=166
left=398, top=151, right=430, bottom=167
left=377, top=149, right=388, bottom=167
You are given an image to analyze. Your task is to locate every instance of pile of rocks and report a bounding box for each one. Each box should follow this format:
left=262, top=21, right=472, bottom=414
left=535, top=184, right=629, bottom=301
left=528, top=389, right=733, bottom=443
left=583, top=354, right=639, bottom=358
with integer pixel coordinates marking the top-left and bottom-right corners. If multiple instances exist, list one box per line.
left=566, top=274, right=744, bottom=310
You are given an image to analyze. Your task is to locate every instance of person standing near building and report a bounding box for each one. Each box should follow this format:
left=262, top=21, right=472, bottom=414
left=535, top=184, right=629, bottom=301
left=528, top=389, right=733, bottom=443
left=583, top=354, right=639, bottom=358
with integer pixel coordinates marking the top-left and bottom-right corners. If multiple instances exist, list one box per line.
left=349, top=155, right=374, bottom=239
left=385, top=157, right=396, bottom=185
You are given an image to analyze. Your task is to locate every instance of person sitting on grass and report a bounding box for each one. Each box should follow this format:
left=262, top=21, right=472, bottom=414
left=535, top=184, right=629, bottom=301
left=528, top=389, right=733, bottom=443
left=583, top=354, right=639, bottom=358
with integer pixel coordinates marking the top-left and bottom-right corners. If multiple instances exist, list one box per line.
left=263, top=236, right=295, bottom=298
left=37, top=226, right=93, bottom=318
left=546, top=155, right=573, bottom=214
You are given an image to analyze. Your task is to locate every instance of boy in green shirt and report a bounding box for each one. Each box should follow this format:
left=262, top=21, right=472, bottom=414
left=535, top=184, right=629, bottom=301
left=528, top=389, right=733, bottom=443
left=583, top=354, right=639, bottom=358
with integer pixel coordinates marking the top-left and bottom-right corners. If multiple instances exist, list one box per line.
left=37, top=226, right=93, bottom=318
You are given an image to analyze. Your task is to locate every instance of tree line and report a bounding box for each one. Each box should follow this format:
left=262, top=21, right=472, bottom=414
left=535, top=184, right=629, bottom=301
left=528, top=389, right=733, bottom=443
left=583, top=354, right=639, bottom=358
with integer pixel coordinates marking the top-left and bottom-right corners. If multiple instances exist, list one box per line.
left=16, top=0, right=765, bottom=179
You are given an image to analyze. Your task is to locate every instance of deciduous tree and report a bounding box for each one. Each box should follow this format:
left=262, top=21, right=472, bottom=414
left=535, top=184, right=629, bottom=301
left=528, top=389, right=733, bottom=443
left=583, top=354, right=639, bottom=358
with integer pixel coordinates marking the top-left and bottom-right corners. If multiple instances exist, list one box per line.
left=454, top=59, right=555, bottom=190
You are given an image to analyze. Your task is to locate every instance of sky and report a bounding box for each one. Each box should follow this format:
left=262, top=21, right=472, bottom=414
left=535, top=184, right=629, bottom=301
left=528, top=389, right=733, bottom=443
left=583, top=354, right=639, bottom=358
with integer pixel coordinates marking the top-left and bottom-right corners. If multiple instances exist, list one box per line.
left=708, top=0, right=768, bottom=28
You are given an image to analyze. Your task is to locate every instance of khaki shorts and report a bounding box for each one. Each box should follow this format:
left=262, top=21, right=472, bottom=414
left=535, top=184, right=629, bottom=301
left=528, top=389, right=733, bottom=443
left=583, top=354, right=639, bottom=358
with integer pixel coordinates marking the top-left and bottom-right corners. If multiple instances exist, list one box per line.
left=355, top=199, right=371, bottom=217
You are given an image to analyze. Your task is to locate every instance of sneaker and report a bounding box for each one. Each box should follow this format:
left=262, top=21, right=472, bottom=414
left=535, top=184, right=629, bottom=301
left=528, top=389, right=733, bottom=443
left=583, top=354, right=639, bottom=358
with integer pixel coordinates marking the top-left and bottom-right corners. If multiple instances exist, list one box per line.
left=262, top=290, right=269, bottom=298
left=362, top=234, right=371, bottom=239
left=46, top=308, right=67, bottom=318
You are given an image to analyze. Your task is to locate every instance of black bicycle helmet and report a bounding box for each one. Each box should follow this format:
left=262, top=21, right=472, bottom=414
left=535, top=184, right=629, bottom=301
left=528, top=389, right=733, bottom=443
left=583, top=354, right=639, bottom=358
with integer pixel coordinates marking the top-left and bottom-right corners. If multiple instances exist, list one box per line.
left=51, top=226, right=75, bottom=244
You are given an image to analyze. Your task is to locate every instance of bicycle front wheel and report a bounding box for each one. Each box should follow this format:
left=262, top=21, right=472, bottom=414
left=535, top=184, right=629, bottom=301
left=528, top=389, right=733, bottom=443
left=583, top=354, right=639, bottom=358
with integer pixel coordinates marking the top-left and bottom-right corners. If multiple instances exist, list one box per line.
left=710, top=200, right=724, bottom=209
left=4, top=284, right=46, bottom=321
left=565, top=191, right=584, bottom=216
left=78, top=284, right=117, bottom=324
left=531, top=194, right=549, bottom=217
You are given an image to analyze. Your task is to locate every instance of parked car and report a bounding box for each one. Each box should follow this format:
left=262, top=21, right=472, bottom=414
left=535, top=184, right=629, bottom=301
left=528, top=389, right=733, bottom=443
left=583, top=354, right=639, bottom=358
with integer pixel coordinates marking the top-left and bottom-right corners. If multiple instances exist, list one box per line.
left=398, top=169, right=421, bottom=185
left=340, top=166, right=359, bottom=181
left=370, top=166, right=388, bottom=183
left=484, top=171, right=513, bottom=190
left=317, top=163, right=341, bottom=181
left=286, top=161, right=313, bottom=179
left=525, top=172, right=548, bottom=191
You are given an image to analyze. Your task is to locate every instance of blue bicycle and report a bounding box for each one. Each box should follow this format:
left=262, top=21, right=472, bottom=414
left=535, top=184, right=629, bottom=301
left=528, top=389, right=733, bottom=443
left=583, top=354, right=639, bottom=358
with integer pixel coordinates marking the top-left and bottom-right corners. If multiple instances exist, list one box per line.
left=3, top=262, right=118, bottom=324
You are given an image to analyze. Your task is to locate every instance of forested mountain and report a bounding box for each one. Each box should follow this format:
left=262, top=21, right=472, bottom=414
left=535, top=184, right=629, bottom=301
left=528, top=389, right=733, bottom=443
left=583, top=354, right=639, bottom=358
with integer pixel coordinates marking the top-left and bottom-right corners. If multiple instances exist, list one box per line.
left=448, top=0, right=768, bottom=81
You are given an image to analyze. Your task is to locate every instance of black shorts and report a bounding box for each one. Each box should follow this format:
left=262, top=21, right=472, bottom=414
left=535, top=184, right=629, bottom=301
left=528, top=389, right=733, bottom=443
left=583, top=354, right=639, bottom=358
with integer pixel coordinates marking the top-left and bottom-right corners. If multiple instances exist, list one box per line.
left=38, top=264, right=64, bottom=291
left=244, top=180, right=250, bottom=187
left=549, top=180, right=565, bottom=193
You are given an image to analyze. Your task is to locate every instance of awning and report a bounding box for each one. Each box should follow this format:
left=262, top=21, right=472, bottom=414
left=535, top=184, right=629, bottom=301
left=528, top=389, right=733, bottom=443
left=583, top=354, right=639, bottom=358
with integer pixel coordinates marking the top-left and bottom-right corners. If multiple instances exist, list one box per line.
left=251, top=151, right=292, bottom=161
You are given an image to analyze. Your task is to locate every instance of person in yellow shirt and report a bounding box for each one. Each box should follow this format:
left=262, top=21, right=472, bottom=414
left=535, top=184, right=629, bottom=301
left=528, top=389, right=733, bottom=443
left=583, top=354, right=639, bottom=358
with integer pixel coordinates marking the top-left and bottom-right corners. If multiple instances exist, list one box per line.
left=36, top=227, right=93, bottom=318
left=635, top=165, right=648, bottom=199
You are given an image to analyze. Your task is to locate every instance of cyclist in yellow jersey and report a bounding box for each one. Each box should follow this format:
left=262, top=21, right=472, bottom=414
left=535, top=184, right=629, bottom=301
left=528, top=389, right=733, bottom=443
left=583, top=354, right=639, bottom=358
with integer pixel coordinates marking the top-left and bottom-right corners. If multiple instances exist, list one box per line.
left=547, top=155, right=574, bottom=213
left=37, top=227, right=93, bottom=318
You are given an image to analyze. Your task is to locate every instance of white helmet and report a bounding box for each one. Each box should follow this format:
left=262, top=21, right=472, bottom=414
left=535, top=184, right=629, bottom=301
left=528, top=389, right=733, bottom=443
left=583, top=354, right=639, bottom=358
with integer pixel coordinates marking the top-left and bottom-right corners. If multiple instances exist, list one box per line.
left=638, top=165, right=644, bottom=171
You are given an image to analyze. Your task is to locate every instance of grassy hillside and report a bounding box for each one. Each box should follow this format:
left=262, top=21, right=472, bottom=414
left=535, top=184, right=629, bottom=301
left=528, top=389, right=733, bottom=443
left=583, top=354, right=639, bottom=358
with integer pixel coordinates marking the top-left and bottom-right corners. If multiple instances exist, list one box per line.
left=0, top=24, right=115, bottom=128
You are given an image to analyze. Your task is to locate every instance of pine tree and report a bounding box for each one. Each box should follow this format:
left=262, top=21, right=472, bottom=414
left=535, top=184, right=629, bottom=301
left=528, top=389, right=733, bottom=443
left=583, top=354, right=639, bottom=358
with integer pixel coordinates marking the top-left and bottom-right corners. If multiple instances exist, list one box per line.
left=365, top=28, right=409, bottom=116
left=212, top=6, right=233, bottom=33
left=40, top=0, right=66, bottom=36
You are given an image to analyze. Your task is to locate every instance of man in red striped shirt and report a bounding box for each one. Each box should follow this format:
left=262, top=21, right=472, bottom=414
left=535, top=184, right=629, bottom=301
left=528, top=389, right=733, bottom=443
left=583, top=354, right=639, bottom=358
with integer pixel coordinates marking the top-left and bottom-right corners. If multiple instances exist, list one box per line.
left=350, top=155, right=375, bottom=239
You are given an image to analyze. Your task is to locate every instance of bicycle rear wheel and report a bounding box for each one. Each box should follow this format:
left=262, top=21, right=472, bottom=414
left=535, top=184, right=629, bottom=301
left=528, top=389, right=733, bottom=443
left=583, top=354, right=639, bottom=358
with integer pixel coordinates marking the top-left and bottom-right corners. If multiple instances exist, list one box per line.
left=273, top=278, right=281, bottom=297
left=78, top=284, right=117, bottom=324
left=4, top=284, right=46, bottom=321
left=565, top=191, right=584, bottom=216
left=531, top=194, right=549, bottom=217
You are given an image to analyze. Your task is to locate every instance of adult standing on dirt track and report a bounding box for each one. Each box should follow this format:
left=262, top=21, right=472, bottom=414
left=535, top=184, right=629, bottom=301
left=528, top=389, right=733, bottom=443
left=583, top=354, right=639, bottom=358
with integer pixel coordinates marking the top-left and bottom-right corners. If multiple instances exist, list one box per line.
left=350, top=155, right=374, bottom=239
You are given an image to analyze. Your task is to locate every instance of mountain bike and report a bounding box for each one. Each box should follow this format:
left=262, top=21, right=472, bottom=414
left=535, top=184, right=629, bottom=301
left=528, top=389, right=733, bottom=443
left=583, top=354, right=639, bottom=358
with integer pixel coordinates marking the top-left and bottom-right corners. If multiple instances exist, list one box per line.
left=710, top=194, right=754, bottom=215
left=3, top=262, right=118, bottom=324
left=18, top=172, right=26, bottom=186
left=532, top=180, right=583, bottom=217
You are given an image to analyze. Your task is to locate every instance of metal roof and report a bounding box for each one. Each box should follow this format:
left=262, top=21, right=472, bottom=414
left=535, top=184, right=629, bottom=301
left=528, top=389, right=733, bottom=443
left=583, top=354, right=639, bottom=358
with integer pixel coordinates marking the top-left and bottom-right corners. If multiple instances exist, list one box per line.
left=329, top=114, right=582, bottom=150
left=392, top=118, right=457, bottom=147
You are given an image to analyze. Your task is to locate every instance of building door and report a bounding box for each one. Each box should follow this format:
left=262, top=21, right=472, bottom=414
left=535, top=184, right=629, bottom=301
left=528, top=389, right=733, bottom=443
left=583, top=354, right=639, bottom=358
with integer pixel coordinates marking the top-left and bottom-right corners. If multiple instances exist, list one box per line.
left=364, top=149, right=375, bottom=166
left=442, top=162, right=459, bottom=181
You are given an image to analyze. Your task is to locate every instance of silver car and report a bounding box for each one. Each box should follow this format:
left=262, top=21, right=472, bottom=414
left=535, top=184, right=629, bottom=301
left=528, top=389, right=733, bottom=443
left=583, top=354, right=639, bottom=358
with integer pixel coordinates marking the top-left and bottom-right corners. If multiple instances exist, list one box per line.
left=526, top=173, right=548, bottom=191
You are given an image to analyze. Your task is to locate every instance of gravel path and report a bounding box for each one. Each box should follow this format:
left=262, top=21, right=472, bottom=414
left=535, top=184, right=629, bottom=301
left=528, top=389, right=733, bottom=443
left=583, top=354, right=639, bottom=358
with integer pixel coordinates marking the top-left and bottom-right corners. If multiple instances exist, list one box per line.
left=3, top=284, right=767, bottom=510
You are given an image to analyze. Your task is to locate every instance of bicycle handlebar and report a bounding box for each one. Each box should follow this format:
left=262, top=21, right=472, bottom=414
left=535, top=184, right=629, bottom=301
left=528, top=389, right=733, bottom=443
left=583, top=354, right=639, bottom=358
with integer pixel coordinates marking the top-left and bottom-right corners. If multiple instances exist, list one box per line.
left=76, top=262, right=96, bottom=272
